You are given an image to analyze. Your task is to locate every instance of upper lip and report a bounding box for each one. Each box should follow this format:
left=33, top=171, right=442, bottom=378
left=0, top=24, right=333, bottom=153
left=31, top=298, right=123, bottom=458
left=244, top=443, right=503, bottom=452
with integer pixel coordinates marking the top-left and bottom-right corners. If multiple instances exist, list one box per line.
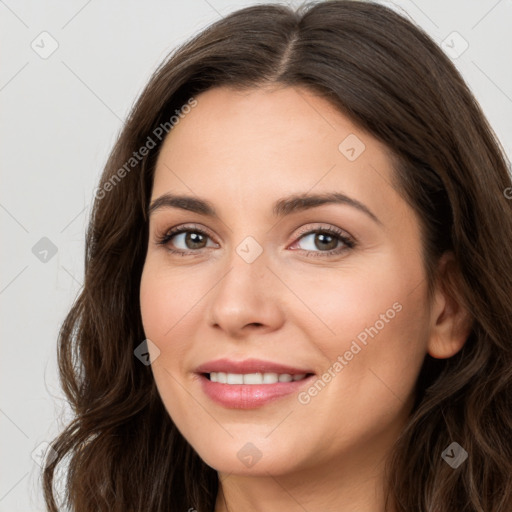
left=195, top=358, right=314, bottom=375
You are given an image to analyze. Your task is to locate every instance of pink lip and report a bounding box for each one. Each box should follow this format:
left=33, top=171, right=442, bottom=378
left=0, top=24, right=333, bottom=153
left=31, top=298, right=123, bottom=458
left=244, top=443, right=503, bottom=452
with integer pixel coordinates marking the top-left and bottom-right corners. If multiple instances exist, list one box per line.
left=195, top=358, right=315, bottom=409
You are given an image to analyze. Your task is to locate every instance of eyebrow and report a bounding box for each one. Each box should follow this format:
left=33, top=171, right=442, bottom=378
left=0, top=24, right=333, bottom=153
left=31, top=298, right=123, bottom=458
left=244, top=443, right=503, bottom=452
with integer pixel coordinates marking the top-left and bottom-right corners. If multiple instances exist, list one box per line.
left=147, top=192, right=382, bottom=226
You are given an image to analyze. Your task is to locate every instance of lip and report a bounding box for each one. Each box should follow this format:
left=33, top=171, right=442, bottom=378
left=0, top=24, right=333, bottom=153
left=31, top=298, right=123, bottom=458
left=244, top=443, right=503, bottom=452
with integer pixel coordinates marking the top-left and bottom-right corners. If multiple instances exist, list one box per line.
left=195, top=358, right=315, bottom=409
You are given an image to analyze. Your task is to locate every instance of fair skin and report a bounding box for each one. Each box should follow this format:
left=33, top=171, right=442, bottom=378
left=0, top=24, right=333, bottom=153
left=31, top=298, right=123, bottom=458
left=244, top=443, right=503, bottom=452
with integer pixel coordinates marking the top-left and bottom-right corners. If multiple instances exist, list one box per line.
left=139, top=85, right=471, bottom=511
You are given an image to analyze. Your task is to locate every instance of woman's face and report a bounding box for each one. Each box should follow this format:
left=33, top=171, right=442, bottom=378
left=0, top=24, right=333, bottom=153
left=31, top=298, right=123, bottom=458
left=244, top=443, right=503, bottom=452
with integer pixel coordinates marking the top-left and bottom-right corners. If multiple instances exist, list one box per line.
left=140, top=85, right=434, bottom=477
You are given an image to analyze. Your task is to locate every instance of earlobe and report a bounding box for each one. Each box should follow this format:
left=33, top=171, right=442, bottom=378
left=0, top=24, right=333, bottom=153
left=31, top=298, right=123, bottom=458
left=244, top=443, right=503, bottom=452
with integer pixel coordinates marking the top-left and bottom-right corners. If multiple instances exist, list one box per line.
left=427, top=253, right=473, bottom=359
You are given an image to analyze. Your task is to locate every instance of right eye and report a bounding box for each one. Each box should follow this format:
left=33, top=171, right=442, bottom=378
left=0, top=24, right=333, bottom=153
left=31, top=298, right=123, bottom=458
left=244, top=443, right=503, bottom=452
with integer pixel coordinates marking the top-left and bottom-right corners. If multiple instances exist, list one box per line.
left=155, top=225, right=219, bottom=255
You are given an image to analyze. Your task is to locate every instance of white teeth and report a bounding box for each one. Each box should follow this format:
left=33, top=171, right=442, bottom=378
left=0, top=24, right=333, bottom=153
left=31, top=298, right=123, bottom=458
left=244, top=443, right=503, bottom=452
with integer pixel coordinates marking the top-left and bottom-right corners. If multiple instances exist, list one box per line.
left=208, top=372, right=308, bottom=384
left=263, top=372, right=279, bottom=384
left=243, top=373, right=263, bottom=384
left=226, top=373, right=244, bottom=384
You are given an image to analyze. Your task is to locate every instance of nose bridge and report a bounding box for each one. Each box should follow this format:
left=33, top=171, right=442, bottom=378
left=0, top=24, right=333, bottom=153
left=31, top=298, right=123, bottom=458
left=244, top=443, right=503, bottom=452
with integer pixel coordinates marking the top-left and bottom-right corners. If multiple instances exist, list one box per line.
left=219, top=233, right=270, bottom=297
left=206, top=232, right=283, bottom=334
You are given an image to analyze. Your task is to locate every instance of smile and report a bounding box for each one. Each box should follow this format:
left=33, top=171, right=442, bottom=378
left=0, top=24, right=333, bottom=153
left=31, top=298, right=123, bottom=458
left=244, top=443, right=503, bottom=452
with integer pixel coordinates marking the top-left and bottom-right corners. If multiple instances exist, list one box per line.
left=194, top=359, right=316, bottom=408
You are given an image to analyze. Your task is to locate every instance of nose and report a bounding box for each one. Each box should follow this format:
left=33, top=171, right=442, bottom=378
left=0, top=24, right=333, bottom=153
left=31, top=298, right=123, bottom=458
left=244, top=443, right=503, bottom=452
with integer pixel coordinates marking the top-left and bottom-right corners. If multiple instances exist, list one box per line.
left=205, top=245, right=285, bottom=339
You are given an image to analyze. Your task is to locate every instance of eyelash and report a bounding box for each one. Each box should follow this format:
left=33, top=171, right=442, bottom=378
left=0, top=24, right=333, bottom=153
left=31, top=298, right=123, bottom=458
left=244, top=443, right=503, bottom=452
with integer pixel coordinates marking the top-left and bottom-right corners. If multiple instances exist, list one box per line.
left=155, top=224, right=356, bottom=258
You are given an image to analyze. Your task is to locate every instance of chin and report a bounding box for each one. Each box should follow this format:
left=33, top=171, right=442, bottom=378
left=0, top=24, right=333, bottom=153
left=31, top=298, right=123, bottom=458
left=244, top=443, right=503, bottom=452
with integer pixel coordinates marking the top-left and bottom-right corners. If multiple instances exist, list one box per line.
left=189, top=436, right=302, bottom=476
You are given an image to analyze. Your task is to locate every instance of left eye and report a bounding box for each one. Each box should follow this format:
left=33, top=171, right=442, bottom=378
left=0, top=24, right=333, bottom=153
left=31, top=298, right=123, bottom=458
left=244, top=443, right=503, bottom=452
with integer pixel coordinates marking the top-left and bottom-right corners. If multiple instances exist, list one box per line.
left=290, top=228, right=354, bottom=255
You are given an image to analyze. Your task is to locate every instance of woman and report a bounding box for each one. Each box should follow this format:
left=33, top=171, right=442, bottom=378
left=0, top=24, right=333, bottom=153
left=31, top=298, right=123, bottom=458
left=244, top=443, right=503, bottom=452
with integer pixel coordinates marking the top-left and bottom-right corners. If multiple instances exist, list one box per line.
left=43, top=1, right=512, bottom=511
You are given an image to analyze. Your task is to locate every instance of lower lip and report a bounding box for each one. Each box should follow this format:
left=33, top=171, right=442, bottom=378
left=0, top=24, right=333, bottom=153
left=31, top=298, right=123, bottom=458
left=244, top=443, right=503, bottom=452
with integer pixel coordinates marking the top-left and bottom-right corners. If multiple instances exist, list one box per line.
left=198, top=374, right=315, bottom=409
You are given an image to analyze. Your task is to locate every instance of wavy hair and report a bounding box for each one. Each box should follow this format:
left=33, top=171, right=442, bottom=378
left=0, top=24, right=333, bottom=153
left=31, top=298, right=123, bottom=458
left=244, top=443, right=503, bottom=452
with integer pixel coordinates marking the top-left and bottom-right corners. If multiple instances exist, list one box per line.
left=43, top=1, right=512, bottom=510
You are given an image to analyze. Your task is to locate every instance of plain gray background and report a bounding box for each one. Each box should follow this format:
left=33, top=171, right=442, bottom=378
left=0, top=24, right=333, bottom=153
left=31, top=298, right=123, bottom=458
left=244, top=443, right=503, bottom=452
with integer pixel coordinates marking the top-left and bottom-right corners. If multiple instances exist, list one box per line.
left=1, top=0, right=511, bottom=510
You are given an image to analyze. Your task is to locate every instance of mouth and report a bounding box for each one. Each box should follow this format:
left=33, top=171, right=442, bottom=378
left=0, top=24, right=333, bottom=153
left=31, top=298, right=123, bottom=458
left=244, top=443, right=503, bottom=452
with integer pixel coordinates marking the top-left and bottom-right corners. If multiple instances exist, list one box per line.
left=194, top=359, right=316, bottom=409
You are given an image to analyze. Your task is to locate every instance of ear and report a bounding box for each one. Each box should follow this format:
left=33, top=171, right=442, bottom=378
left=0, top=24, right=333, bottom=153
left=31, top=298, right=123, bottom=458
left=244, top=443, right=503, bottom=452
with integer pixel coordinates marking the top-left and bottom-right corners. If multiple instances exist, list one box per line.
left=427, top=252, right=473, bottom=359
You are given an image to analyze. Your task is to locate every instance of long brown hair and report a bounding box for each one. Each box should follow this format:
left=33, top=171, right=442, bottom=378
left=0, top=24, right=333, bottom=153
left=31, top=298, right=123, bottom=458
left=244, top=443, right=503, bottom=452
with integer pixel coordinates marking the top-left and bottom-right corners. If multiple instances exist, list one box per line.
left=42, top=1, right=512, bottom=510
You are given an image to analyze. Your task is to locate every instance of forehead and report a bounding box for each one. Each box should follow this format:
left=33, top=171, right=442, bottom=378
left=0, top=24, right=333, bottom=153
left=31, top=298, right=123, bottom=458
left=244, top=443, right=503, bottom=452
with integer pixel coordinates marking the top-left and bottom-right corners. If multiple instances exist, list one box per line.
left=151, top=86, right=406, bottom=228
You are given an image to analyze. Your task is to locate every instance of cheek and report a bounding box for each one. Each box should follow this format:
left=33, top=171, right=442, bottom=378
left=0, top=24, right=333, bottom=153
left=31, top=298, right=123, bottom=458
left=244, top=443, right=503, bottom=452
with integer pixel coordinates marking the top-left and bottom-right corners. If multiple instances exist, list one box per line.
left=139, top=264, right=189, bottom=378
left=139, top=260, right=219, bottom=397
left=290, top=259, right=425, bottom=349
left=296, top=260, right=429, bottom=397
left=140, top=261, right=201, bottom=345
left=139, top=264, right=199, bottom=419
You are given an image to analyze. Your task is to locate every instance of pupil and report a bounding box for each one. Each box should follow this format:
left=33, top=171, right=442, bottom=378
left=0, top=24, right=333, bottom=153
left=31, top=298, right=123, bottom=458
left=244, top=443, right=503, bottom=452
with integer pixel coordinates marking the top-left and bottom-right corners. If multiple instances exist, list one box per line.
left=187, top=232, right=205, bottom=249
left=316, top=233, right=337, bottom=250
